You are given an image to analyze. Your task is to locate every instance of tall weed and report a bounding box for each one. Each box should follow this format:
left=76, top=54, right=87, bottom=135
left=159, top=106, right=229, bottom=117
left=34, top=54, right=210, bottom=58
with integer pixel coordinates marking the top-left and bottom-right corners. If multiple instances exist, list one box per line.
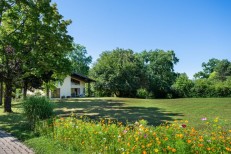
left=22, top=96, right=54, bottom=129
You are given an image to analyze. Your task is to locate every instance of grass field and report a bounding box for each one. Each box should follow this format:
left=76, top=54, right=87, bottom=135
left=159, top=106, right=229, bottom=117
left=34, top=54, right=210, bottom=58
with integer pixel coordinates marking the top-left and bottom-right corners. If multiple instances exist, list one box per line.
left=0, top=97, right=231, bottom=153
left=54, top=97, right=231, bottom=128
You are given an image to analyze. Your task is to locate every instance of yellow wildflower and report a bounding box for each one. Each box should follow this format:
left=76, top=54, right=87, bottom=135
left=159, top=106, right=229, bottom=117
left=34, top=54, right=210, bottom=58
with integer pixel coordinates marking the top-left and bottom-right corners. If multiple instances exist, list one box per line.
left=147, top=143, right=152, bottom=147
left=199, top=138, right=204, bottom=142
left=154, top=149, right=159, bottom=153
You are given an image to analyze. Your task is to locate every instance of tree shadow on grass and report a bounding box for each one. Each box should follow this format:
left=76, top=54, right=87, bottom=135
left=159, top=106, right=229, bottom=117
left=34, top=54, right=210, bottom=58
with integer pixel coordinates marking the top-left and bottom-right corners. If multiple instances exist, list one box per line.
left=0, top=112, right=34, bottom=141
left=54, top=99, right=184, bottom=126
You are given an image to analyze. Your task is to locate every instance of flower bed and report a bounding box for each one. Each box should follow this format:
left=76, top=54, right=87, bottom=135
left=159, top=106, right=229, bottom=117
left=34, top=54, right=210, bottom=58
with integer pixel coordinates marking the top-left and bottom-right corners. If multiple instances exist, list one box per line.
left=37, top=116, right=231, bottom=153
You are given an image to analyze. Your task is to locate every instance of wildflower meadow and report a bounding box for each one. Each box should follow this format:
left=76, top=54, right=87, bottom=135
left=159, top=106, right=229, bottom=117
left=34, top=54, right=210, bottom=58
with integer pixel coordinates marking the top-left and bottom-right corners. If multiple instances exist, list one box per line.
left=36, top=115, right=231, bottom=154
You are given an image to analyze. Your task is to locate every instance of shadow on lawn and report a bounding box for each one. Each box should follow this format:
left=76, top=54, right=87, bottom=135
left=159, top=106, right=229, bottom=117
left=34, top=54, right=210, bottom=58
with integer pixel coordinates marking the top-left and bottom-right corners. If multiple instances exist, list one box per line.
left=54, top=99, right=184, bottom=126
left=0, top=111, right=34, bottom=141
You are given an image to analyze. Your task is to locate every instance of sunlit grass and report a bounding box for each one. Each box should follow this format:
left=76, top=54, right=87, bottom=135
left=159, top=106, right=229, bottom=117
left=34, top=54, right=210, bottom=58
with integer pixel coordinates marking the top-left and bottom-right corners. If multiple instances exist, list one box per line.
left=54, top=97, right=231, bottom=128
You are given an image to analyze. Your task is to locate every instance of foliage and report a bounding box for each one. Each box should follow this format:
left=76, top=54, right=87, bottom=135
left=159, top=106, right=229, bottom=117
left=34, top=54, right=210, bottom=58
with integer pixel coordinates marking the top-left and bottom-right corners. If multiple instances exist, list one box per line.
left=141, top=50, right=179, bottom=98
left=69, top=43, right=92, bottom=75
left=136, top=88, right=149, bottom=99
left=22, top=96, right=54, bottom=129
left=0, top=0, right=73, bottom=112
left=190, top=58, right=231, bottom=98
left=214, top=59, right=231, bottom=81
left=172, top=73, right=194, bottom=98
left=37, top=115, right=231, bottom=154
left=194, top=58, right=220, bottom=79
left=90, top=48, right=142, bottom=97
left=90, top=48, right=179, bottom=98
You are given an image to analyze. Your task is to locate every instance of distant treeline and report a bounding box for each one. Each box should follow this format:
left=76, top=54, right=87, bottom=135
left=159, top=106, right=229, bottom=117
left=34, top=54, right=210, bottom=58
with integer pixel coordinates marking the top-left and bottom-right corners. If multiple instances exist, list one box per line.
left=89, top=48, right=231, bottom=98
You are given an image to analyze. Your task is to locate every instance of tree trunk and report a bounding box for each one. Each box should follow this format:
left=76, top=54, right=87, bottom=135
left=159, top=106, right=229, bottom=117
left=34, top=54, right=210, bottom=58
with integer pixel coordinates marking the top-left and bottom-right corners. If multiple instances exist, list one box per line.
left=23, top=81, right=28, bottom=99
left=4, top=81, right=13, bottom=113
left=0, top=81, right=3, bottom=105
left=46, top=85, right=49, bottom=98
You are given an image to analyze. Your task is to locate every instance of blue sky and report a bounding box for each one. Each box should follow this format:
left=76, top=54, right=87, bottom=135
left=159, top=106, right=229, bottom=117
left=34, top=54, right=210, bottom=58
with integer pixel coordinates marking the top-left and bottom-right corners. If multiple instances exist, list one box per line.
left=52, top=0, right=231, bottom=78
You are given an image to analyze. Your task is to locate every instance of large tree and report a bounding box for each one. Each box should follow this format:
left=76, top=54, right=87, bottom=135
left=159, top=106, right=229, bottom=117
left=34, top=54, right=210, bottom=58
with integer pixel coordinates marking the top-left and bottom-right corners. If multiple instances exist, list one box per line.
left=194, top=58, right=220, bottom=79
left=214, top=59, right=231, bottom=81
left=90, top=48, right=142, bottom=97
left=143, top=50, right=179, bottom=98
left=69, top=44, right=92, bottom=75
left=90, top=48, right=179, bottom=98
left=0, top=0, right=73, bottom=112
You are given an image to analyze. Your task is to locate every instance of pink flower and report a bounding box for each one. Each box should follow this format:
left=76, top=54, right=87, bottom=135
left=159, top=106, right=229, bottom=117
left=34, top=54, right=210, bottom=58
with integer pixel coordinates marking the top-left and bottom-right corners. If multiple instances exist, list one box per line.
left=123, top=130, right=127, bottom=134
left=201, top=117, right=207, bottom=121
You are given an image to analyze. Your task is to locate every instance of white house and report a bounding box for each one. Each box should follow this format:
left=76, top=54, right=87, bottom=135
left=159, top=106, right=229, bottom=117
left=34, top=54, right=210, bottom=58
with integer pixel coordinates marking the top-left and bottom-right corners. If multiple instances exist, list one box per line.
left=50, top=73, right=95, bottom=98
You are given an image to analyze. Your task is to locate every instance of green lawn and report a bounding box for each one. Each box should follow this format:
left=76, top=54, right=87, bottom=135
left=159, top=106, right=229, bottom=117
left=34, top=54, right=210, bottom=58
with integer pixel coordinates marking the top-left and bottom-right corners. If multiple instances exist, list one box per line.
left=54, top=97, right=231, bottom=128
left=0, top=97, right=231, bottom=153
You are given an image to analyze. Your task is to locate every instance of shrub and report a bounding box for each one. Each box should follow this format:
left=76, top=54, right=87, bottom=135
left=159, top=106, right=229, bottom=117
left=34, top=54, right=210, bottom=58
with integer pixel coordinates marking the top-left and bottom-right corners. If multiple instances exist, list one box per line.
left=136, top=88, right=149, bottom=99
left=22, top=96, right=54, bottom=129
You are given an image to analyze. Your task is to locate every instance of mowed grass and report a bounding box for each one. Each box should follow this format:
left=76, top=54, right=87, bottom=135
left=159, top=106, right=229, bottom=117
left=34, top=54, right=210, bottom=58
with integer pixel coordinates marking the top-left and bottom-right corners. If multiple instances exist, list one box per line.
left=0, top=97, right=230, bottom=135
left=54, top=97, right=231, bottom=128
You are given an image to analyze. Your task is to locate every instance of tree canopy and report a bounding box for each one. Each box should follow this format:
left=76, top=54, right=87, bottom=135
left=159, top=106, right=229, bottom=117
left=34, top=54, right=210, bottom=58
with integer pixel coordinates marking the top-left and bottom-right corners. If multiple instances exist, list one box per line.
left=69, top=44, right=92, bottom=75
left=0, top=0, right=73, bottom=112
left=90, top=48, right=179, bottom=98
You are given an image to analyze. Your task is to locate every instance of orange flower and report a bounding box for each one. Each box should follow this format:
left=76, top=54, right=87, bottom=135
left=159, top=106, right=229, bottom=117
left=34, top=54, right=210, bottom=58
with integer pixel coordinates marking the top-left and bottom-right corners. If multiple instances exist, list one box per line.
left=164, top=137, right=168, bottom=141
left=207, top=147, right=211, bottom=151
left=167, top=146, right=172, bottom=150
left=198, top=144, right=203, bottom=147
left=142, top=150, right=147, bottom=154
left=226, top=147, right=231, bottom=152
left=172, top=148, right=177, bottom=153
left=187, top=140, right=192, bottom=144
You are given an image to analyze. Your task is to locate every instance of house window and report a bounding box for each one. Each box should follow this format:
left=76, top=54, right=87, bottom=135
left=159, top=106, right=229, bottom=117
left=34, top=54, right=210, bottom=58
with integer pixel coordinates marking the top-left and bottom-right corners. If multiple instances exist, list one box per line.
left=52, top=88, right=60, bottom=98
left=71, top=88, right=80, bottom=97
left=71, top=78, right=80, bottom=85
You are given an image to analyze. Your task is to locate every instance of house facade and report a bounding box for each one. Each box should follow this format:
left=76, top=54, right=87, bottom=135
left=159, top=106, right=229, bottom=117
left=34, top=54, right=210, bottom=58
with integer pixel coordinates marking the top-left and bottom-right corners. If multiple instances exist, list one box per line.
left=50, top=73, right=95, bottom=98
